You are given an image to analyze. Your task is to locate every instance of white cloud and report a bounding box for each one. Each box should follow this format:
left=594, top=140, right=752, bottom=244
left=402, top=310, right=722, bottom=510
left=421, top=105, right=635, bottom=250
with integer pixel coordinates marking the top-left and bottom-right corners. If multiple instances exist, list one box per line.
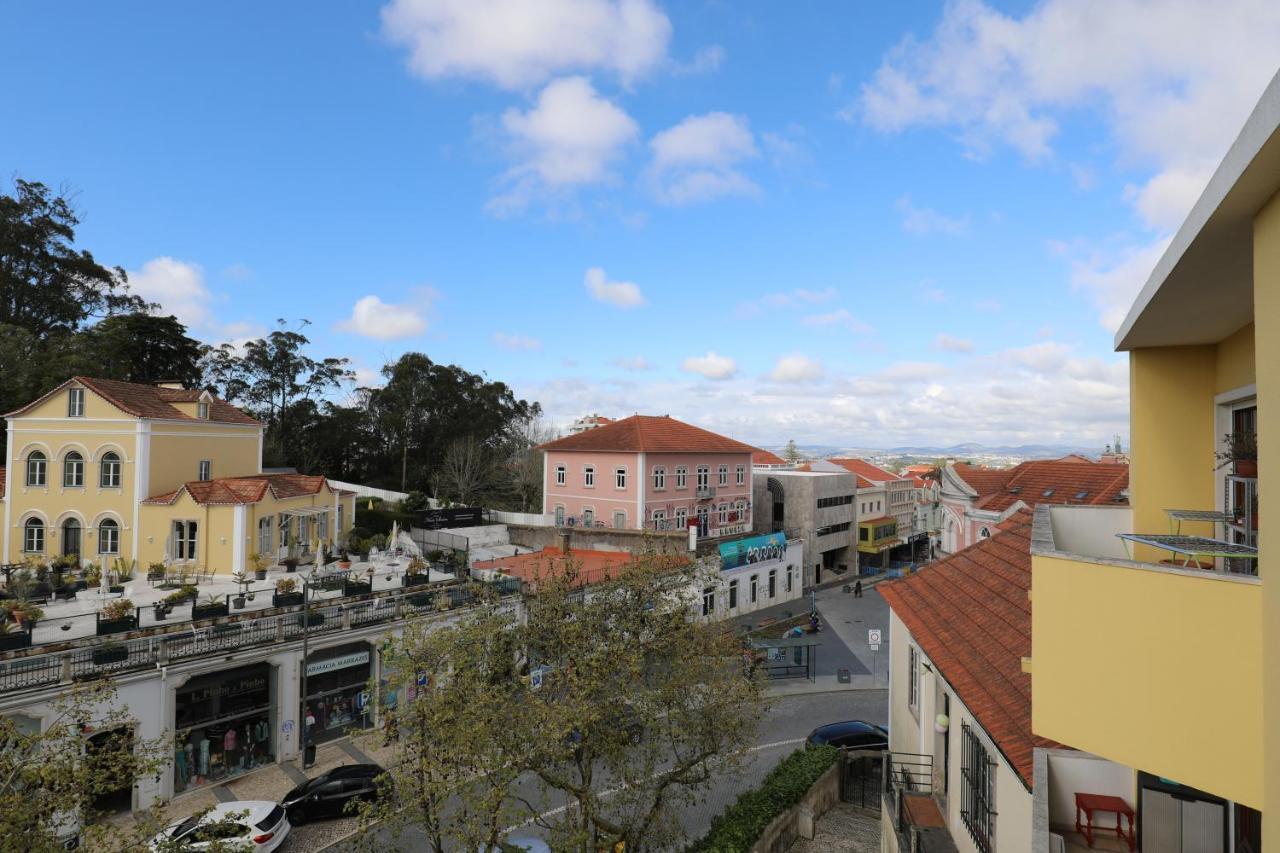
left=584, top=266, right=645, bottom=308
left=1070, top=237, right=1172, bottom=332
left=336, top=294, right=429, bottom=340
left=859, top=0, right=1280, bottom=233
left=221, top=263, right=253, bottom=281
left=896, top=195, right=969, bottom=236
left=493, top=332, right=542, bottom=351
left=800, top=308, right=874, bottom=334
left=672, top=44, right=725, bottom=75
left=487, top=76, right=639, bottom=215
left=737, top=287, right=837, bottom=317
left=126, top=257, right=213, bottom=329
left=647, top=112, right=761, bottom=205
left=681, top=351, right=737, bottom=381
left=768, top=353, right=824, bottom=383
left=380, top=0, right=671, bottom=90
left=934, top=333, right=975, bottom=353
left=612, top=355, right=654, bottom=371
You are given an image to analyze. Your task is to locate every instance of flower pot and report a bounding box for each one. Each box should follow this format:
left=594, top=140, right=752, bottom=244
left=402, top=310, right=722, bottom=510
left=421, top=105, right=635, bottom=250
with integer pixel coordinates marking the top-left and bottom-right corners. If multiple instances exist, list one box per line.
left=108, top=584, right=124, bottom=595
left=343, top=580, right=371, bottom=597
left=273, top=591, right=305, bottom=608
left=92, top=645, right=129, bottom=665
left=191, top=603, right=229, bottom=620
left=255, top=569, right=268, bottom=581
left=402, top=573, right=430, bottom=588
left=0, top=631, right=31, bottom=651
left=1235, top=459, right=1258, bottom=477
left=96, top=616, right=136, bottom=636
left=153, top=606, right=168, bottom=621
left=232, top=596, right=246, bottom=610
left=338, top=561, right=352, bottom=570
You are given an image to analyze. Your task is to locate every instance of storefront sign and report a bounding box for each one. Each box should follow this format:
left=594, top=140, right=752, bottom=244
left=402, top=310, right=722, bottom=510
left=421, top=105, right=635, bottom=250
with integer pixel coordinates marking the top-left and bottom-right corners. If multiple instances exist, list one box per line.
left=306, top=649, right=370, bottom=677
left=719, top=532, right=786, bottom=571
left=713, top=524, right=748, bottom=538
left=178, top=674, right=267, bottom=705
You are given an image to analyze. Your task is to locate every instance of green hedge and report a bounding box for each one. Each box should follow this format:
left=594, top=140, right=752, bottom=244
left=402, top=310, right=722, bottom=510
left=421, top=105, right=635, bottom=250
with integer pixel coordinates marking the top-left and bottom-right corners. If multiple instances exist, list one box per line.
left=355, top=506, right=415, bottom=537
left=687, top=745, right=838, bottom=852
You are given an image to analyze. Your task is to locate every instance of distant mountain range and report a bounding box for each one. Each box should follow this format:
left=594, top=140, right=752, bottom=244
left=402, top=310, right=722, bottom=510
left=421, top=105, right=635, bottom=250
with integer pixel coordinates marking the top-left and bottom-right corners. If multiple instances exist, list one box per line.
left=779, top=443, right=1106, bottom=460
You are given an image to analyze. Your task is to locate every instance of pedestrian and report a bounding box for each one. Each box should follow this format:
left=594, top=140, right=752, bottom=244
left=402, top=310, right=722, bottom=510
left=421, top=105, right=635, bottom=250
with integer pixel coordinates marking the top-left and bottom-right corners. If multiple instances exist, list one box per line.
left=854, top=579, right=863, bottom=598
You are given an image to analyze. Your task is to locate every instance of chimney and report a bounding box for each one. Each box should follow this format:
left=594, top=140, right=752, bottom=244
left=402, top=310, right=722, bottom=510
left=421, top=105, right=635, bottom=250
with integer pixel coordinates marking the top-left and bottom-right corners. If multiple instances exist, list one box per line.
left=559, top=530, right=572, bottom=555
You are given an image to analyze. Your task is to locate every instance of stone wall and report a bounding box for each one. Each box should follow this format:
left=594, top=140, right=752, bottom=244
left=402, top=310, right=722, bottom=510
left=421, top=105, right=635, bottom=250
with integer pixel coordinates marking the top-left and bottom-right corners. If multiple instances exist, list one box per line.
left=751, top=762, right=843, bottom=853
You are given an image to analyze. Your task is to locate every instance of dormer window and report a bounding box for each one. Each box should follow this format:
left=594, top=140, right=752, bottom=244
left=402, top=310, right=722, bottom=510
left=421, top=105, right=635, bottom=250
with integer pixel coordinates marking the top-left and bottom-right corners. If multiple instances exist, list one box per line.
left=197, top=401, right=209, bottom=419
left=68, top=388, right=84, bottom=417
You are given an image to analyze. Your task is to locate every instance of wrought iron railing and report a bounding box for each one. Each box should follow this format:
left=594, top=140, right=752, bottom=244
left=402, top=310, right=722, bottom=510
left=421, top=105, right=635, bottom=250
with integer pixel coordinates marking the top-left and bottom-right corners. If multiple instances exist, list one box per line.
left=882, top=752, right=959, bottom=853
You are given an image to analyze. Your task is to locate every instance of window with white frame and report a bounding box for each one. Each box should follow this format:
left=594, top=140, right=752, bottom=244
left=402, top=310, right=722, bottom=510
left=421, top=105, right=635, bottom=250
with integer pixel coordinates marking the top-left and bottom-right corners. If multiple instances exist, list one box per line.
left=555, top=465, right=566, bottom=486
left=26, top=451, right=46, bottom=487
left=652, top=509, right=666, bottom=529
left=676, top=466, right=688, bottom=489
left=768, top=568, right=776, bottom=598
left=653, top=466, right=665, bottom=490
left=786, top=566, right=793, bottom=593
left=735, top=500, right=746, bottom=521
left=750, top=575, right=758, bottom=603
left=258, top=516, right=272, bottom=555
left=197, top=401, right=209, bottom=419
left=554, top=505, right=565, bottom=525
left=728, top=579, right=738, bottom=609
left=675, top=507, right=687, bottom=528
left=68, top=387, right=84, bottom=417
left=718, top=465, right=728, bottom=486
left=583, top=507, right=595, bottom=527
left=584, top=466, right=595, bottom=487
left=701, top=586, right=715, bottom=617
left=736, top=464, right=746, bottom=486
left=697, top=466, right=710, bottom=488
left=63, top=451, right=84, bottom=487
left=100, top=452, right=121, bottom=488
left=98, top=519, right=120, bottom=555
left=198, top=460, right=211, bottom=481
left=23, top=518, right=44, bottom=553
left=173, top=520, right=198, bottom=561
left=718, top=503, right=729, bottom=525
left=613, top=511, right=626, bottom=528
left=615, top=467, right=627, bottom=489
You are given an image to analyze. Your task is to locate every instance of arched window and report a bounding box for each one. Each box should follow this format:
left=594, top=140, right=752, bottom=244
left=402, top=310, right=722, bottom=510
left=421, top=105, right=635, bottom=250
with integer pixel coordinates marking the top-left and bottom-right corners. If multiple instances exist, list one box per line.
left=26, top=451, right=46, bottom=487
left=98, top=519, right=120, bottom=555
left=64, top=451, right=84, bottom=487
left=23, top=518, right=44, bottom=553
left=100, top=452, right=122, bottom=488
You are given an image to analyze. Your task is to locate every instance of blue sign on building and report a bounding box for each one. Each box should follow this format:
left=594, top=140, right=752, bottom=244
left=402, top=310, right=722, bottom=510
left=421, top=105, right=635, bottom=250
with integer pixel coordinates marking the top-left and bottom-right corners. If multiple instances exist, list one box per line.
left=719, top=532, right=787, bottom=571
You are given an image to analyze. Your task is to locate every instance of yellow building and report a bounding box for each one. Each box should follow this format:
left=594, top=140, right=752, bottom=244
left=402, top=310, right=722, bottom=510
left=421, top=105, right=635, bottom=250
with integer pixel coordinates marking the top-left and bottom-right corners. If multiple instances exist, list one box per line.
left=2, top=376, right=356, bottom=575
left=1031, top=71, right=1279, bottom=850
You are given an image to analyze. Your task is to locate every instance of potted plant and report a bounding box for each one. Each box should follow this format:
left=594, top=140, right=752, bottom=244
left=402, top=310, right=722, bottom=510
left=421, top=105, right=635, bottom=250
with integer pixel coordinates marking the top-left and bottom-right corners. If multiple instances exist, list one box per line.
left=162, top=585, right=198, bottom=608
left=92, top=640, right=129, bottom=665
left=249, top=552, right=269, bottom=581
left=1215, top=430, right=1258, bottom=477
left=2, top=600, right=43, bottom=630
left=403, top=557, right=430, bottom=588
left=343, top=572, right=371, bottom=597
left=192, top=594, right=228, bottom=621
left=230, top=570, right=251, bottom=610
left=0, top=620, right=32, bottom=651
left=273, top=577, right=304, bottom=608
left=152, top=601, right=170, bottom=621
left=97, top=598, right=136, bottom=635
left=84, top=565, right=101, bottom=589
left=337, top=550, right=352, bottom=570
left=283, top=557, right=299, bottom=573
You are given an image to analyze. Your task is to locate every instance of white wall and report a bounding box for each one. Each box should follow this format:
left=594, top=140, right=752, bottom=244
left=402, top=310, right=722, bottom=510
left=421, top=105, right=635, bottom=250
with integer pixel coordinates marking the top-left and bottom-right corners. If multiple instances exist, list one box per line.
left=488, top=510, right=555, bottom=527
left=1045, top=750, right=1135, bottom=831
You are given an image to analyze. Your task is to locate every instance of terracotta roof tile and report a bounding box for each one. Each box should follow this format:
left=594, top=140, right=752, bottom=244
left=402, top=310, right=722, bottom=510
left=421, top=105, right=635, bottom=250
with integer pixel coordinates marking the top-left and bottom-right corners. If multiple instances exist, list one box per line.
left=143, top=473, right=328, bottom=506
left=879, top=509, right=1066, bottom=789
left=473, top=547, right=689, bottom=589
left=3, top=377, right=259, bottom=425
left=959, top=460, right=1129, bottom=513
left=828, top=458, right=905, bottom=482
left=540, top=415, right=755, bottom=454
left=752, top=449, right=788, bottom=466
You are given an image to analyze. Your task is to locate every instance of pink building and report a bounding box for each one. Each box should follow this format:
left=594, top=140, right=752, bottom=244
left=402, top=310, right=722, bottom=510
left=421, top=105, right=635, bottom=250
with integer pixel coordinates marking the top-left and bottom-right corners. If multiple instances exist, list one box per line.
left=539, top=415, right=755, bottom=538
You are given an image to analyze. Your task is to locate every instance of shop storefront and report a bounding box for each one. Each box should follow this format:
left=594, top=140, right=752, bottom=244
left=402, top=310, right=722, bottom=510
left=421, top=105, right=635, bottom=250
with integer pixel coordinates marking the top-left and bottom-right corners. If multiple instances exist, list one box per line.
left=304, top=643, right=373, bottom=745
left=173, top=663, right=275, bottom=793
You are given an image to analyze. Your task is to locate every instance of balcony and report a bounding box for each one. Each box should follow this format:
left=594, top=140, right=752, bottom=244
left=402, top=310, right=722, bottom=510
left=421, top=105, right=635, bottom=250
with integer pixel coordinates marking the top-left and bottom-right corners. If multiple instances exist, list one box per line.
left=881, top=752, right=959, bottom=853
left=1030, top=504, right=1263, bottom=810
left=695, top=485, right=716, bottom=499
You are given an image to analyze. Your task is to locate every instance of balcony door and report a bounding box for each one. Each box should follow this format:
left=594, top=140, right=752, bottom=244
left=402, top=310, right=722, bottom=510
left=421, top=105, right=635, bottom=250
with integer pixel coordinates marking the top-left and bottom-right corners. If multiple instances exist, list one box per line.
left=1139, top=773, right=1226, bottom=853
left=62, top=518, right=82, bottom=559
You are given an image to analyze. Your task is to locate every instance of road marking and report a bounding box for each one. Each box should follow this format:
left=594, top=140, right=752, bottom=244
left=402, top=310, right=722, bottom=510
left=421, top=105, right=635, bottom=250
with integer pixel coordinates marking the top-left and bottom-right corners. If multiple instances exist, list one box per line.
left=750, top=737, right=806, bottom=752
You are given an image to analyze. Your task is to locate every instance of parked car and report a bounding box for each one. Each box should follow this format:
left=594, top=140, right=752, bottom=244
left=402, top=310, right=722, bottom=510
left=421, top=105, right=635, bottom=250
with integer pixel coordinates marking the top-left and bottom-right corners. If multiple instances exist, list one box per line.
left=805, top=720, right=889, bottom=750
left=485, top=834, right=553, bottom=852
left=150, top=801, right=290, bottom=851
left=281, top=762, right=390, bottom=824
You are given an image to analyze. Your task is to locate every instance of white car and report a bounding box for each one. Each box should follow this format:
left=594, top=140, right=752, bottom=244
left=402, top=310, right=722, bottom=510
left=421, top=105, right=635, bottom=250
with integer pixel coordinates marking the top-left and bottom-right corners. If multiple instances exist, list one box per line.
left=150, top=800, right=291, bottom=851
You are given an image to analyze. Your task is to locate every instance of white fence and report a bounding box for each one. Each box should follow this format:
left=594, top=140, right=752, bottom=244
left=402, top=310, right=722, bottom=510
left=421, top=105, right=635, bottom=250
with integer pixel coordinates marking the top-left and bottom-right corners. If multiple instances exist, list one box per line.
left=327, top=479, right=411, bottom=504
left=487, top=510, right=556, bottom=527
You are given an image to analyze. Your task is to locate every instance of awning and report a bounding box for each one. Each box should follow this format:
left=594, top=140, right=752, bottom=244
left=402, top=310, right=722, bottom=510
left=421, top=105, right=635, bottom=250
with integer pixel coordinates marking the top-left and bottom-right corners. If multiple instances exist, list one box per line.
left=277, top=506, right=331, bottom=517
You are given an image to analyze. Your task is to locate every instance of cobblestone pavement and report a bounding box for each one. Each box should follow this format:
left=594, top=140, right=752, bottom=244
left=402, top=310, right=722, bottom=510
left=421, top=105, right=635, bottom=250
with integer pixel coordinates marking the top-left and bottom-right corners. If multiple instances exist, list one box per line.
left=789, top=803, right=881, bottom=853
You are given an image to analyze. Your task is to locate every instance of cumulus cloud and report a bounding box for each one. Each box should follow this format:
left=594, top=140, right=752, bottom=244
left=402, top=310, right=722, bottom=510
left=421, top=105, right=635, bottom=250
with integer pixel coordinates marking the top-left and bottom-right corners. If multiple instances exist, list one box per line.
left=125, top=257, right=214, bottom=329
left=336, top=294, right=430, bottom=340
left=585, top=266, right=645, bottom=308
left=493, top=332, right=542, bottom=351
left=934, top=333, right=975, bottom=353
left=858, top=0, right=1280, bottom=232
left=896, top=195, right=969, bottom=235
left=647, top=112, right=761, bottom=205
left=380, top=0, right=671, bottom=90
left=612, top=355, right=654, bottom=371
left=672, top=44, right=726, bottom=76
left=768, top=353, right=824, bottom=383
left=1070, top=238, right=1172, bottom=332
left=681, top=351, right=737, bottom=381
left=486, top=76, right=639, bottom=215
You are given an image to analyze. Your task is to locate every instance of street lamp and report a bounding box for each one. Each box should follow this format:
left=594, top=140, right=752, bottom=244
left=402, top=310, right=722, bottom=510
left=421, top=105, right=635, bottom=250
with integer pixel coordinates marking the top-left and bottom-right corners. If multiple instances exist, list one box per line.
left=299, top=574, right=314, bottom=769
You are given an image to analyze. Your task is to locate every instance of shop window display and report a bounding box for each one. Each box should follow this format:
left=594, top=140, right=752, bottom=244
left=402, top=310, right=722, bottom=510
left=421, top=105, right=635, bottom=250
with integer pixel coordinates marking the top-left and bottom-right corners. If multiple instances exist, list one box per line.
left=174, top=663, right=274, bottom=792
left=304, top=644, right=373, bottom=746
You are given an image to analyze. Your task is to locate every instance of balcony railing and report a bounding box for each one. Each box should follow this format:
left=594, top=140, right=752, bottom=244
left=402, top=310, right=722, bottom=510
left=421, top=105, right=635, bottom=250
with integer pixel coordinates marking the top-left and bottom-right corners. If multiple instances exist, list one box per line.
left=882, top=752, right=958, bottom=853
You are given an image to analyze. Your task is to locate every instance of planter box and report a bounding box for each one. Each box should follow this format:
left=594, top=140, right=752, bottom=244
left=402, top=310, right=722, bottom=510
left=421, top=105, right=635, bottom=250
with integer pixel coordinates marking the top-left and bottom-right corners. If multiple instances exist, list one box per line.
left=107, top=584, right=124, bottom=595
left=255, top=570, right=268, bottom=581
left=92, top=646, right=129, bottom=665
left=342, top=580, right=372, bottom=597
left=191, top=603, right=229, bottom=620
left=408, top=593, right=433, bottom=608
left=296, top=612, right=325, bottom=628
left=402, top=573, right=430, bottom=588
left=96, top=616, right=137, bottom=636
left=0, top=631, right=32, bottom=651
left=273, top=591, right=305, bottom=608
left=318, top=576, right=344, bottom=592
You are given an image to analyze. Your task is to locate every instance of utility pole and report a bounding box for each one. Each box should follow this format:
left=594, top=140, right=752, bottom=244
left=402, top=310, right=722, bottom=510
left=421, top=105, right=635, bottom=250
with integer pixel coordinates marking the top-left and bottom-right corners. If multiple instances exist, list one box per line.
left=299, top=575, right=313, bottom=769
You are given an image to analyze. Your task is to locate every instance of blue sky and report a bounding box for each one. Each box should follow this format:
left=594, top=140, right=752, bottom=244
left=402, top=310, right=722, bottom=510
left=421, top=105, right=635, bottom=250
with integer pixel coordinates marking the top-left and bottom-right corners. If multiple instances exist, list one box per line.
left=3, top=1, right=1278, bottom=448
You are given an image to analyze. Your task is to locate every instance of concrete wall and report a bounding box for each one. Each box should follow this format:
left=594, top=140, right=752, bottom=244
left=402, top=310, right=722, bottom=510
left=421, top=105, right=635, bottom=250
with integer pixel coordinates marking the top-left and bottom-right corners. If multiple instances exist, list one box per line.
left=506, top=523, right=686, bottom=555
left=751, top=762, right=841, bottom=853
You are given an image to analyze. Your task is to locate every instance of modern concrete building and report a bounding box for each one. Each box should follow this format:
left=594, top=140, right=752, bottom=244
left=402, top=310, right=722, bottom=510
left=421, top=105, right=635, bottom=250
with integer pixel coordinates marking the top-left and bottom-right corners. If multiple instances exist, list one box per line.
left=752, top=467, right=856, bottom=587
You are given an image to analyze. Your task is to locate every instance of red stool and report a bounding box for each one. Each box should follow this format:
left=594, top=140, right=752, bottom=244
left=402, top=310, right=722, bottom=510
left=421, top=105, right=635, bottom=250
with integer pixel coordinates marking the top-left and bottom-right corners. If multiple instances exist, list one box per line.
left=1074, top=792, right=1135, bottom=852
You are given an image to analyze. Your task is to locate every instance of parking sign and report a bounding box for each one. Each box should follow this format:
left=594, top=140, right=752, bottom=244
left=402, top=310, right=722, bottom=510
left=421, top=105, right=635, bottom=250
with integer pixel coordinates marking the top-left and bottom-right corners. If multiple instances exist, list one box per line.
left=868, top=629, right=882, bottom=645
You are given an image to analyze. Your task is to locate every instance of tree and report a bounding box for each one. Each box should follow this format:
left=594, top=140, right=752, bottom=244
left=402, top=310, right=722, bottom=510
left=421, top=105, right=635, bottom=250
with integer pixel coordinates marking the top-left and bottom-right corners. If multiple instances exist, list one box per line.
left=436, top=436, right=502, bottom=507
left=783, top=439, right=801, bottom=463
left=509, top=417, right=557, bottom=513
left=363, top=553, right=763, bottom=852
left=0, top=179, right=147, bottom=340
left=75, top=313, right=203, bottom=387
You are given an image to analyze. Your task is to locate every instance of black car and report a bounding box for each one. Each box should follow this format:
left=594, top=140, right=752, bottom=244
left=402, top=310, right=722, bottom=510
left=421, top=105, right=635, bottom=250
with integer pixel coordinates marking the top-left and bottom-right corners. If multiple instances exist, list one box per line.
left=281, top=763, right=389, bottom=824
left=805, top=720, right=889, bottom=750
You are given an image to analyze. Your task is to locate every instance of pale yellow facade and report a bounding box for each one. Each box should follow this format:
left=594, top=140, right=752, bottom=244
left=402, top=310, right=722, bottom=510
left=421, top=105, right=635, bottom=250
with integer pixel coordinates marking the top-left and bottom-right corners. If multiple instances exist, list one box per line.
left=3, top=378, right=355, bottom=575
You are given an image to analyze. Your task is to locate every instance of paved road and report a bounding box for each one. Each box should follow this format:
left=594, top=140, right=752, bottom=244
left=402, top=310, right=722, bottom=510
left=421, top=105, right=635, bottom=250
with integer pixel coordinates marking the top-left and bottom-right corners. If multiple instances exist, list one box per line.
left=316, top=690, right=887, bottom=852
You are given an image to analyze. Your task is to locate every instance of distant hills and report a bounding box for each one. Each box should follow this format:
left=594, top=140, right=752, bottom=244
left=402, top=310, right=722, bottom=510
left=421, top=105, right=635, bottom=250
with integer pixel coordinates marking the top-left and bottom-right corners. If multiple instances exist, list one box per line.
left=777, top=443, right=1105, bottom=460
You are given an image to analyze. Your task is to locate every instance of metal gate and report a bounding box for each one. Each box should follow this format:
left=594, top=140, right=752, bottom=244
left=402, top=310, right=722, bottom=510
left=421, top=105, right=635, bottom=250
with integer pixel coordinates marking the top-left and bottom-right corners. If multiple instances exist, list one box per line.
left=840, top=748, right=885, bottom=810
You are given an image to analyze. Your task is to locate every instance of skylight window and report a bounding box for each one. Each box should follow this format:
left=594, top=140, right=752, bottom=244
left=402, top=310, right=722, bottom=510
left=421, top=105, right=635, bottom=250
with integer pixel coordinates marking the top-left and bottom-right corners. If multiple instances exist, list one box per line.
left=1042, top=488, right=1055, bottom=497
left=1074, top=490, right=1089, bottom=500
left=1008, top=486, right=1022, bottom=494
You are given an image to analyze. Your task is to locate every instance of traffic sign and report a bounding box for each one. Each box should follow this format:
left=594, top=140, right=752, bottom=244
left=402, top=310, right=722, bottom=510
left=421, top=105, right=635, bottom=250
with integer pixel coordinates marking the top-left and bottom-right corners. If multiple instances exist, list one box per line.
left=868, top=628, right=882, bottom=645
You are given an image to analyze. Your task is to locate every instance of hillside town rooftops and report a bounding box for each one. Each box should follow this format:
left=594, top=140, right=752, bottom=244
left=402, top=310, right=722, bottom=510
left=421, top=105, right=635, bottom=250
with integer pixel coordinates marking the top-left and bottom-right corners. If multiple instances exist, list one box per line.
left=952, top=460, right=1129, bottom=513
left=539, top=414, right=756, bottom=454
left=826, top=457, right=906, bottom=483
left=473, top=546, right=690, bottom=589
left=751, top=448, right=788, bottom=466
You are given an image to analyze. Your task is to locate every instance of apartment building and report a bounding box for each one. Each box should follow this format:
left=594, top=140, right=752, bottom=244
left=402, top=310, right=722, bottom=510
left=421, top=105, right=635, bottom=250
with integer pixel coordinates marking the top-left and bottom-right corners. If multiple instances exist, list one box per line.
left=540, top=415, right=755, bottom=539
left=751, top=466, right=856, bottom=587
left=817, top=458, right=918, bottom=567
left=1028, top=71, right=1280, bottom=851
left=2, top=377, right=356, bottom=574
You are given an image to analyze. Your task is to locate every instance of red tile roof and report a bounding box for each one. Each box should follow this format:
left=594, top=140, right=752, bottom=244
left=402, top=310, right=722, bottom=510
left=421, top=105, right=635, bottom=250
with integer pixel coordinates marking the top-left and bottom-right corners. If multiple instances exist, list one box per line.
left=752, top=448, right=788, bottom=466
left=143, top=473, right=329, bottom=506
left=539, top=414, right=755, bottom=454
left=879, top=509, right=1064, bottom=788
left=4, top=377, right=259, bottom=425
left=827, top=458, right=905, bottom=483
left=474, top=547, right=689, bottom=589
left=954, top=460, right=1129, bottom=513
